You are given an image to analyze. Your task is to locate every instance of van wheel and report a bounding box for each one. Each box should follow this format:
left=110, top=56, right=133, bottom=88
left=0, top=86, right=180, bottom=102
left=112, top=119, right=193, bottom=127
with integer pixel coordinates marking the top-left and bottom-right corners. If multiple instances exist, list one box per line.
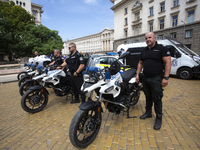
left=177, top=68, right=193, bottom=80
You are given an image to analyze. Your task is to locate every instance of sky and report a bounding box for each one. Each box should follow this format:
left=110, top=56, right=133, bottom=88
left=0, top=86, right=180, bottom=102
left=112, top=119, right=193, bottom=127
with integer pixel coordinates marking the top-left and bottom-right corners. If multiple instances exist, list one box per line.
left=31, top=0, right=114, bottom=42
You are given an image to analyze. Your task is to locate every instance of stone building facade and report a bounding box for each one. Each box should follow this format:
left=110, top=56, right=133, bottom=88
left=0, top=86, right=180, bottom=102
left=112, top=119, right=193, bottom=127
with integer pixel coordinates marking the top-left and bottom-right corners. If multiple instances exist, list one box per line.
left=1, top=0, right=44, bottom=25
left=110, top=0, right=200, bottom=55
left=62, top=28, right=114, bottom=56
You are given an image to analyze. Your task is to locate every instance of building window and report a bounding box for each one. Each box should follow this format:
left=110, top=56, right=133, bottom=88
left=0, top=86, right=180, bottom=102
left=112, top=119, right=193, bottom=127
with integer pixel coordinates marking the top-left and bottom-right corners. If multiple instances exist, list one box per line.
left=16, top=1, right=18, bottom=4
left=136, top=13, right=140, bottom=20
left=150, top=7, right=153, bottom=16
left=33, top=11, right=37, bottom=16
left=171, top=32, right=176, bottom=38
left=125, top=18, right=128, bottom=25
left=20, top=1, right=22, bottom=5
left=124, top=8, right=128, bottom=14
left=173, top=0, right=179, bottom=7
left=149, top=22, right=153, bottom=32
left=136, top=2, right=140, bottom=7
left=187, top=10, right=195, bottom=23
left=160, top=2, right=165, bottom=12
left=135, top=27, right=139, bottom=35
left=23, top=2, right=25, bottom=6
left=172, top=15, right=178, bottom=27
left=124, top=29, right=128, bottom=37
left=185, top=30, right=192, bottom=38
left=160, top=19, right=164, bottom=29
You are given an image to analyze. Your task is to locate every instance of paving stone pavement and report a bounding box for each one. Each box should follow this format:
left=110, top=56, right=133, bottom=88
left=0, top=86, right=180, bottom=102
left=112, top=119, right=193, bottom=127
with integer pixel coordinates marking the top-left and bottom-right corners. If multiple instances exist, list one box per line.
left=0, top=78, right=200, bottom=150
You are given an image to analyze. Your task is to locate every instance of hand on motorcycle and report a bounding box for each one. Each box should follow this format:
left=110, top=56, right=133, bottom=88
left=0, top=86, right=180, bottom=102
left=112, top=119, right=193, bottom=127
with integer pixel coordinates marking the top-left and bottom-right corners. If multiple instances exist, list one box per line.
left=136, top=75, right=140, bottom=83
left=56, top=66, right=62, bottom=70
left=161, top=78, right=168, bottom=87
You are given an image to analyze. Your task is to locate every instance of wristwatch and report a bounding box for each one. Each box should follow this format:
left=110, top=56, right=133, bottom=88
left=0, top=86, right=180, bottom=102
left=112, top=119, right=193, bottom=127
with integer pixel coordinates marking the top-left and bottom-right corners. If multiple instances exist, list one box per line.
left=163, top=76, right=169, bottom=80
left=75, top=72, right=79, bottom=75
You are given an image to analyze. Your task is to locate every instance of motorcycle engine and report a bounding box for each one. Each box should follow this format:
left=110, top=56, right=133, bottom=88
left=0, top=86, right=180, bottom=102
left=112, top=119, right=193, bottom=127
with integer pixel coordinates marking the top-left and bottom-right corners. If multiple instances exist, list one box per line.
left=106, top=94, right=127, bottom=115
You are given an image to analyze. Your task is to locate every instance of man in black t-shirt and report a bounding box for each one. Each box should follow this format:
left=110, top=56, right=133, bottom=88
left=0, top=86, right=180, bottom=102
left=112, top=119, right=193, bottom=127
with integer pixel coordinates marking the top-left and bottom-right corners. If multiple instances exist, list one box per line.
left=136, top=32, right=171, bottom=130
left=60, top=43, right=86, bottom=104
left=48, top=49, right=65, bottom=69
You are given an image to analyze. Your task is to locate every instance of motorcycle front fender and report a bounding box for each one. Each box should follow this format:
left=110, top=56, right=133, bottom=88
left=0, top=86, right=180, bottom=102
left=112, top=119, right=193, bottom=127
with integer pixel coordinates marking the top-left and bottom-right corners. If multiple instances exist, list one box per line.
left=24, top=79, right=34, bottom=84
left=29, top=85, right=49, bottom=95
left=79, top=101, right=103, bottom=112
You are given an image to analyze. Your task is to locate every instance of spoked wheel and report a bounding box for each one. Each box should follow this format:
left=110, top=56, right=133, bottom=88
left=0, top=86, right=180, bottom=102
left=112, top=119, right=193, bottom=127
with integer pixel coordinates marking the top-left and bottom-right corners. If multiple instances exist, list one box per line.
left=19, top=81, right=39, bottom=96
left=21, top=89, right=48, bottom=113
left=18, top=76, right=32, bottom=87
left=69, top=109, right=102, bottom=148
left=130, top=90, right=140, bottom=106
left=17, top=71, right=28, bottom=80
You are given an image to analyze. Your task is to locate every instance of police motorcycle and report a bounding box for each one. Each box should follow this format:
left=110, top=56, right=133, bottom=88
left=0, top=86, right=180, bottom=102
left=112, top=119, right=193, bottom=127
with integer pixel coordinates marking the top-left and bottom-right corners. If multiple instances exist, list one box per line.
left=20, top=66, right=73, bottom=113
left=19, top=64, right=50, bottom=96
left=17, top=55, right=51, bottom=81
left=69, top=51, right=141, bottom=148
left=18, top=55, right=51, bottom=87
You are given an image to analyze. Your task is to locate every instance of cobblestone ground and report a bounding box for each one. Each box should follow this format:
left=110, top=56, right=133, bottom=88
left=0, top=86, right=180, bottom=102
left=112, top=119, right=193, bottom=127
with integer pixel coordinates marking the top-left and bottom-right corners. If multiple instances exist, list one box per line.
left=0, top=78, right=200, bottom=150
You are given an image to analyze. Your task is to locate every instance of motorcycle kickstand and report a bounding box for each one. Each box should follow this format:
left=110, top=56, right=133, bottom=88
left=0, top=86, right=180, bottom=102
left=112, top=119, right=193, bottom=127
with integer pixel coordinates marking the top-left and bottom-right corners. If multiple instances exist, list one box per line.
left=126, top=107, right=137, bottom=119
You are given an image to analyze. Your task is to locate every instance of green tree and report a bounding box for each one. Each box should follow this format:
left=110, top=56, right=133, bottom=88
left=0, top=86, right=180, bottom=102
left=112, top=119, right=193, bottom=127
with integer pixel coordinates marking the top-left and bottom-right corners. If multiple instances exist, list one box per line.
left=0, top=1, right=34, bottom=61
left=18, top=24, right=63, bottom=58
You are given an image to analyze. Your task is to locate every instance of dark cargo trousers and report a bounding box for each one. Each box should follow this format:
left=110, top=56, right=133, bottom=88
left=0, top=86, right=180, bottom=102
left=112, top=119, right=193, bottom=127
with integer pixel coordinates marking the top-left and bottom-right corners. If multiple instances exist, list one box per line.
left=142, top=76, right=163, bottom=115
left=70, top=74, right=86, bottom=101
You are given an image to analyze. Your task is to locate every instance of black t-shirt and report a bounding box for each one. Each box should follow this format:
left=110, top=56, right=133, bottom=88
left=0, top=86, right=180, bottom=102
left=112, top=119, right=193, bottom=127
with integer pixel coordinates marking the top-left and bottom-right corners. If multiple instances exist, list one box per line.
left=65, top=51, right=84, bottom=74
left=53, top=55, right=64, bottom=67
left=140, top=43, right=171, bottom=78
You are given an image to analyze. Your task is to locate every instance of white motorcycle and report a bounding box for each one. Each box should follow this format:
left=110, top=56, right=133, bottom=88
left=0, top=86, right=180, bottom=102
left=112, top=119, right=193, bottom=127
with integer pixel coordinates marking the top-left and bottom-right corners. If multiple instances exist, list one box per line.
left=17, top=55, right=51, bottom=80
left=21, top=68, right=73, bottom=113
left=69, top=51, right=141, bottom=148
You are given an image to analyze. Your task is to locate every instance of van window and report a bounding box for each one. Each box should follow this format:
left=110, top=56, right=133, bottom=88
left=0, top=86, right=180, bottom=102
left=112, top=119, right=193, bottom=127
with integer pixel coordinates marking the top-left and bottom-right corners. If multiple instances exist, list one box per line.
left=165, top=45, right=178, bottom=57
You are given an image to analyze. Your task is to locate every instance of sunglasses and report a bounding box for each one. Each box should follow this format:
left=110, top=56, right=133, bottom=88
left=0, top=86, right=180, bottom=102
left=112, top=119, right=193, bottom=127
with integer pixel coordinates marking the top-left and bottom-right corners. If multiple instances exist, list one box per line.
left=68, top=46, right=74, bottom=49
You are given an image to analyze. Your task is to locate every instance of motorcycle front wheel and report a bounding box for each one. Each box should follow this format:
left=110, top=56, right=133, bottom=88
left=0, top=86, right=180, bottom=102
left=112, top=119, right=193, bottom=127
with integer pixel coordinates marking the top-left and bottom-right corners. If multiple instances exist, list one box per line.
left=21, top=89, right=48, bottom=113
left=69, top=109, right=102, bottom=148
left=17, top=71, right=27, bottom=80
left=18, top=76, right=32, bottom=87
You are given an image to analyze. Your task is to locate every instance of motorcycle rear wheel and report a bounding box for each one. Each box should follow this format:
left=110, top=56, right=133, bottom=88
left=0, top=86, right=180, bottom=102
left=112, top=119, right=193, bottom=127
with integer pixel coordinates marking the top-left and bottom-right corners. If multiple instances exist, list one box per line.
left=130, top=90, right=140, bottom=106
left=21, top=89, right=48, bottom=113
left=69, top=109, right=102, bottom=148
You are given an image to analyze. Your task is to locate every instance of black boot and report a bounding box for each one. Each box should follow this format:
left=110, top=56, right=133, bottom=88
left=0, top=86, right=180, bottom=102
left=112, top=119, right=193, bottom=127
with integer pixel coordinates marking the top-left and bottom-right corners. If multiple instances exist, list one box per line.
left=81, top=98, right=85, bottom=104
left=140, top=112, right=152, bottom=119
left=70, top=95, right=80, bottom=104
left=140, top=107, right=152, bottom=119
left=154, top=114, right=162, bottom=130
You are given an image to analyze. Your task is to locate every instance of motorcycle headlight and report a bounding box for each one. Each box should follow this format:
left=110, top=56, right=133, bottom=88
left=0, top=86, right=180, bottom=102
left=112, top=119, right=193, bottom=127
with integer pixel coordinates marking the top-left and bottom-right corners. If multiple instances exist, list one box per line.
left=89, top=77, right=96, bottom=83
left=84, top=74, right=90, bottom=82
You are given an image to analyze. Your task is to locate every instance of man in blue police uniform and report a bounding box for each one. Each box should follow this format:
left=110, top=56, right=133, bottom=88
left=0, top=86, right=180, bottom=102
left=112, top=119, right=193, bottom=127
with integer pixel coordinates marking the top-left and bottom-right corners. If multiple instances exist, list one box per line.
left=48, top=49, right=65, bottom=69
left=136, top=32, right=171, bottom=130
left=60, top=43, right=86, bottom=104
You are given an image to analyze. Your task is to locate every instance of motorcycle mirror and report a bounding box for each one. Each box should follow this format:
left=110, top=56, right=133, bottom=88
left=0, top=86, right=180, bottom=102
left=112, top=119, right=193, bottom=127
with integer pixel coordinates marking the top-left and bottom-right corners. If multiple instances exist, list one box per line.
left=119, top=51, right=130, bottom=59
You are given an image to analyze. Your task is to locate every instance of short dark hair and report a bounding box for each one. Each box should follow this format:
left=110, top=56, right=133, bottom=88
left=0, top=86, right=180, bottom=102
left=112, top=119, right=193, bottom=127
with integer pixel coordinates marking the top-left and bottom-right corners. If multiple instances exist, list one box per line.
left=69, top=43, right=76, bottom=48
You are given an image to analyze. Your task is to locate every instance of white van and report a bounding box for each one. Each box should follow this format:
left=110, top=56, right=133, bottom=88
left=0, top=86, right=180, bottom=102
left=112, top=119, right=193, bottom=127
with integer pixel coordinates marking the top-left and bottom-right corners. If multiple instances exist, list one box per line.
left=117, top=37, right=200, bottom=80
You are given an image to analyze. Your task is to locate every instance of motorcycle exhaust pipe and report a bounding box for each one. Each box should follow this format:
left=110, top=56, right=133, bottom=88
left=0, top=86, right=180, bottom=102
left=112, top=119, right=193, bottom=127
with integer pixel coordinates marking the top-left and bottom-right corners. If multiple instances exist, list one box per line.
left=95, top=96, right=126, bottom=108
left=49, top=85, right=64, bottom=92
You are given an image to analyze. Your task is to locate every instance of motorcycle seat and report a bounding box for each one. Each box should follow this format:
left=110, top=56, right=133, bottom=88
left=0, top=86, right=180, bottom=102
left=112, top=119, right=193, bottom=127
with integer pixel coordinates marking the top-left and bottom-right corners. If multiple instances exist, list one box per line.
left=121, top=68, right=137, bottom=82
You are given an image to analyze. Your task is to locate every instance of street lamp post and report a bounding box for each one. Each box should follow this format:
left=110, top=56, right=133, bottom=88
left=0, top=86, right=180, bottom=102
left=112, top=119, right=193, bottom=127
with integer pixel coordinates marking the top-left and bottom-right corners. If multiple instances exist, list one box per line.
left=181, top=20, right=185, bottom=44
